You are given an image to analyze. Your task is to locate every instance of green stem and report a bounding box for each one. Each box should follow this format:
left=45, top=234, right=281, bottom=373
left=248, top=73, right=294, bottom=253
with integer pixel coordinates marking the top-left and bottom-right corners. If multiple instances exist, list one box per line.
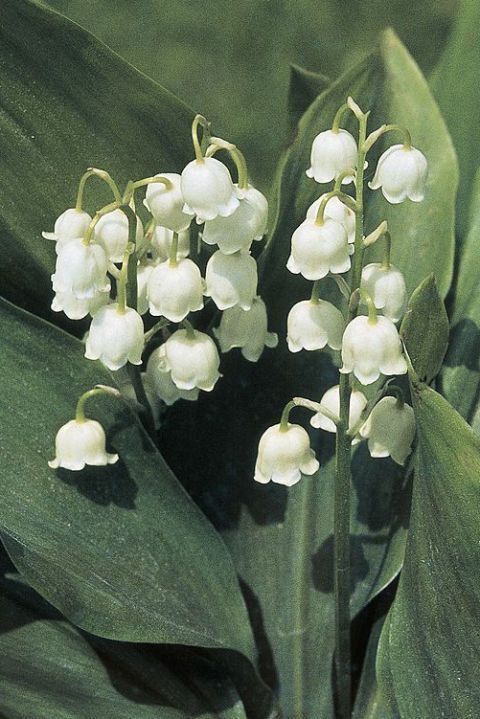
left=169, top=232, right=179, bottom=266
left=83, top=200, right=121, bottom=245
left=75, top=168, right=122, bottom=211
left=117, top=245, right=134, bottom=314
left=310, top=280, right=321, bottom=303
left=279, top=400, right=296, bottom=431
left=207, top=136, right=249, bottom=189
left=364, top=123, right=412, bottom=153
left=314, top=190, right=357, bottom=226
left=182, top=318, right=196, bottom=338
left=192, top=114, right=209, bottom=162
left=144, top=318, right=170, bottom=344
left=382, top=231, right=392, bottom=269
left=75, top=386, right=120, bottom=422
left=332, top=102, right=350, bottom=133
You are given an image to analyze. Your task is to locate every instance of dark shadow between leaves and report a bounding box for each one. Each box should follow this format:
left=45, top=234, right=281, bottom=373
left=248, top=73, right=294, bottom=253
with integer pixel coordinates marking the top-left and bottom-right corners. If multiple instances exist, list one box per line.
left=239, top=578, right=279, bottom=693
left=56, top=457, right=137, bottom=509
left=442, top=318, right=480, bottom=371
left=311, top=534, right=370, bottom=595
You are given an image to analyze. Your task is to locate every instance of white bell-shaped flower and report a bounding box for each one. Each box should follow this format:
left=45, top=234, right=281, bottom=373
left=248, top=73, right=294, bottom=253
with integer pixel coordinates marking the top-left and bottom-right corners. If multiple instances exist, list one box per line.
left=287, top=299, right=344, bottom=352
left=340, top=315, right=408, bottom=385
left=48, top=418, right=118, bottom=471
left=144, top=173, right=192, bottom=232
left=254, top=423, right=319, bottom=486
left=181, top=157, right=240, bottom=223
left=163, top=328, right=221, bottom=392
left=42, top=208, right=92, bottom=247
left=213, top=296, right=278, bottom=362
left=202, top=184, right=268, bottom=254
left=150, top=226, right=190, bottom=261
left=310, top=385, right=367, bottom=439
left=146, top=345, right=200, bottom=405
left=306, top=129, right=357, bottom=184
left=136, top=261, right=156, bottom=315
left=52, top=238, right=110, bottom=299
left=361, top=263, right=407, bottom=323
left=85, top=303, right=144, bottom=371
left=287, top=218, right=351, bottom=280
left=205, top=250, right=257, bottom=310
left=147, top=258, right=204, bottom=321
left=359, top=396, right=416, bottom=465
left=368, top=144, right=428, bottom=204
left=94, top=208, right=144, bottom=263
left=307, top=194, right=356, bottom=244
left=51, top=289, right=110, bottom=320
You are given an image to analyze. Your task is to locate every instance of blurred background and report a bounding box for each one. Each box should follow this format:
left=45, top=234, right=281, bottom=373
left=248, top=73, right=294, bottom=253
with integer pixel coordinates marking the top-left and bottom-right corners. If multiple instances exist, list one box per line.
left=45, top=0, right=458, bottom=190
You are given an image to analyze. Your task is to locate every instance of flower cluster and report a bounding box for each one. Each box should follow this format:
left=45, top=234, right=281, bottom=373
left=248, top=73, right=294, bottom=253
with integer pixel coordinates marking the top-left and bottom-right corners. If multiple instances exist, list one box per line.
left=255, top=98, right=425, bottom=485
left=47, top=116, right=278, bottom=470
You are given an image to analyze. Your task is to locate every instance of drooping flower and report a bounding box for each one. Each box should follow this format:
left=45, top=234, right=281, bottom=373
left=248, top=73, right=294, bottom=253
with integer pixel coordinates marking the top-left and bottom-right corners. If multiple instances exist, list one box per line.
left=213, top=296, right=278, bottom=362
left=147, top=258, right=204, bottom=322
left=51, top=288, right=110, bottom=320
left=306, top=129, right=357, bottom=184
left=146, top=345, right=200, bottom=405
left=359, top=396, right=416, bottom=465
left=150, top=226, right=190, bottom=261
left=181, top=157, right=240, bottom=222
left=94, top=208, right=144, bottom=263
left=202, top=184, right=268, bottom=254
left=136, top=261, right=156, bottom=316
left=254, top=423, right=319, bottom=486
left=287, top=299, right=344, bottom=352
left=163, top=328, right=221, bottom=392
left=48, top=418, right=118, bottom=471
left=361, top=263, right=407, bottom=323
left=42, top=208, right=92, bottom=247
left=287, top=217, right=351, bottom=280
left=51, top=238, right=110, bottom=299
left=85, top=304, right=144, bottom=371
left=310, top=385, right=367, bottom=438
left=205, top=250, right=258, bottom=310
left=368, top=144, right=428, bottom=204
left=306, top=194, right=356, bottom=244
left=144, top=173, right=192, bottom=232
left=340, top=315, right=407, bottom=385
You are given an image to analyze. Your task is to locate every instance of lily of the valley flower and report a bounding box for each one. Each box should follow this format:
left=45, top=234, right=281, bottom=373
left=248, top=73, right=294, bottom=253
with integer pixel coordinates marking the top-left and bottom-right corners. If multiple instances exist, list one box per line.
left=306, top=129, right=358, bottom=184
left=361, top=263, right=407, bottom=323
left=254, top=423, right=319, bottom=486
left=181, top=157, right=240, bottom=223
left=340, top=314, right=408, bottom=385
left=287, top=299, right=344, bottom=352
left=85, top=303, right=144, bottom=371
left=359, top=396, right=416, bottom=465
left=287, top=217, right=351, bottom=280
left=147, top=258, right=204, bottom=321
left=144, top=173, right=192, bottom=232
left=52, top=237, right=110, bottom=299
left=42, top=208, right=92, bottom=247
left=136, top=262, right=155, bottom=316
left=310, top=385, right=367, bottom=437
left=307, top=194, right=356, bottom=244
left=150, top=226, right=190, bottom=261
left=51, top=289, right=110, bottom=320
left=163, top=328, right=222, bottom=391
left=201, top=184, right=268, bottom=254
left=369, top=144, right=428, bottom=204
left=214, top=296, right=278, bottom=362
left=146, top=345, right=200, bottom=405
left=205, top=250, right=258, bottom=310
left=94, top=208, right=144, bottom=263
left=48, top=418, right=118, bottom=471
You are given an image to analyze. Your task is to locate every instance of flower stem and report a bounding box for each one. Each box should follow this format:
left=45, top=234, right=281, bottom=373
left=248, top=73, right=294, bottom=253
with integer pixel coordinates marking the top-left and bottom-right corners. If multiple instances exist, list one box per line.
left=192, top=114, right=209, bottom=162
left=75, top=386, right=120, bottom=422
left=75, top=168, right=122, bottom=211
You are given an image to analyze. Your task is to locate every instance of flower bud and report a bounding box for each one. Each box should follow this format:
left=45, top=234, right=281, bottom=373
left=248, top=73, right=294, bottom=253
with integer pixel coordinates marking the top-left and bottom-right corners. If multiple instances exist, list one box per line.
left=146, top=345, right=200, bottom=405
left=144, top=173, right=192, bottom=232
left=147, top=258, right=204, bottom=322
left=150, top=226, right=190, bottom=261
left=340, top=315, right=407, bottom=385
left=42, top=208, right=92, bottom=247
left=310, top=385, right=367, bottom=437
left=163, top=328, right=221, bottom=392
left=287, top=218, right=351, bottom=280
left=85, top=304, right=144, bottom=371
left=213, top=296, right=278, bottom=362
left=359, top=396, right=416, bottom=465
left=306, top=194, right=355, bottom=244
left=205, top=250, right=257, bottom=310
left=48, top=418, right=118, bottom=471
left=94, top=208, right=144, bottom=263
left=287, top=299, right=344, bottom=352
left=254, top=423, right=319, bottom=486
left=51, top=238, right=110, bottom=299
left=51, top=289, right=110, bottom=320
left=361, top=263, right=407, bottom=323
left=306, top=129, right=357, bottom=184
left=181, top=157, right=240, bottom=223
left=368, top=144, right=428, bottom=204
left=201, top=184, right=268, bottom=254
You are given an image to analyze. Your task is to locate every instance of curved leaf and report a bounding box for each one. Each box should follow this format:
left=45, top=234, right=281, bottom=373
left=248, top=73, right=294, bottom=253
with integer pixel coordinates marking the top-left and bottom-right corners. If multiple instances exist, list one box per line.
left=287, top=63, right=330, bottom=135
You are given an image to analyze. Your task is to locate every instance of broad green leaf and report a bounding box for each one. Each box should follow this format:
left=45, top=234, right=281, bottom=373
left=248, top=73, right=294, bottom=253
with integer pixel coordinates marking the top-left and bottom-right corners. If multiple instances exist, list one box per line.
left=431, top=0, right=480, bottom=239
left=0, top=0, right=193, bottom=329
left=287, top=63, right=330, bottom=134
left=441, top=171, right=480, bottom=425
left=400, top=274, right=449, bottom=383
left=0, top=574, right=247, bottom=719
left=376, top=387, right=480, bottom=717
left=0, top=298, right=273, bottom=719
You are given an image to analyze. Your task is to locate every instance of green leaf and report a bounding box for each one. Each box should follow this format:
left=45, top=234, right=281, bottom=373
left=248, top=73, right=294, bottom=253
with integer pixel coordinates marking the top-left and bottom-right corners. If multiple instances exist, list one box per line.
left=441, top=171, right=480, bottom=426
left=0, top=0, right=193, bottom=329
left=287, top=63, right=330, bottom=135
left=400, top=274, right=449, bottom=384
left=431, top=0, right=480, bottom=239
left=0, top=574, right=247, bottom=719
left=376, top=386, right=480, bottom=717
left=0, top=298, right=273, bottom=719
